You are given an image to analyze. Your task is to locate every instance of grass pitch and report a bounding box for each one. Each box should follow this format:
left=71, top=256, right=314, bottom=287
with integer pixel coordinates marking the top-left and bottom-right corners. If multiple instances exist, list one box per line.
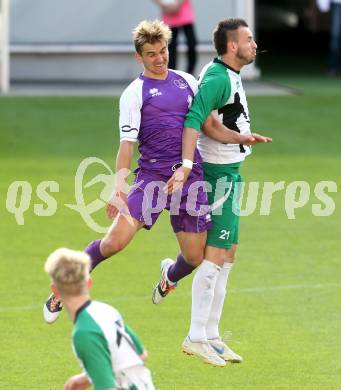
left=1, top=76, right=341, bottom=389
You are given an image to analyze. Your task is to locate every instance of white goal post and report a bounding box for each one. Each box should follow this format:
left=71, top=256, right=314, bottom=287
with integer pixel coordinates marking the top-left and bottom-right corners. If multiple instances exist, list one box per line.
left=0, top=0, right=9, bottom=93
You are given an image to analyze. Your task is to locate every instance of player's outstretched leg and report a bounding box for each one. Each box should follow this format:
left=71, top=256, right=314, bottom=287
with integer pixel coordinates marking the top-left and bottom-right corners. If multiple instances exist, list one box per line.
left=182, top=336, right=226, bottom=367
left=152, top=254, right=195, bottom=304
left=43, top=216, right=142, bottom=323
left=43, top=239, right=107, bottom=323
left=152, top=258, right=177, bottom=304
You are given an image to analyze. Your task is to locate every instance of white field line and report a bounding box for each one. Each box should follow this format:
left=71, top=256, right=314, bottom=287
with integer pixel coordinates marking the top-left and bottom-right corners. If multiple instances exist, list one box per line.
left=1, top=281, right=341, bottom=313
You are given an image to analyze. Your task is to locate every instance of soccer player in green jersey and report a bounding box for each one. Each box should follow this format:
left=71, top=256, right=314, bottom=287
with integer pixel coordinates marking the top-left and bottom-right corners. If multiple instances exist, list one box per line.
left=164, top=18, right=272, bottom=364
left=45, top=248, right=154, bottom=390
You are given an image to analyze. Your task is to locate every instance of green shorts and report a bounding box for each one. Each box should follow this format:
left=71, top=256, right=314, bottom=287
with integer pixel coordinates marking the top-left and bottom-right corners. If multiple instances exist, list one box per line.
left=203, top=162, right=243, bottom=249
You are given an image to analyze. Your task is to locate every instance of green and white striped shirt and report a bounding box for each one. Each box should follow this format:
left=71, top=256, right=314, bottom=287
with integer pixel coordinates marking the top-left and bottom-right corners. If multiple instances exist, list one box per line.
left=185, top=58, right=252, bottom=164
left=72, top=300, right=152, bottom=390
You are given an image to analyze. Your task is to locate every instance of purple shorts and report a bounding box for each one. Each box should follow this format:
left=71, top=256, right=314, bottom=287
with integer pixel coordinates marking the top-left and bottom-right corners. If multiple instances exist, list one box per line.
left=127, top=166, right=212, bottom=233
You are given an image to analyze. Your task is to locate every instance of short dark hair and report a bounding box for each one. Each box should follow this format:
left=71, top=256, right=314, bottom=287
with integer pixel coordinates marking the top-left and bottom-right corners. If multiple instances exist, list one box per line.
left=213, top=19, right=248, bottom=56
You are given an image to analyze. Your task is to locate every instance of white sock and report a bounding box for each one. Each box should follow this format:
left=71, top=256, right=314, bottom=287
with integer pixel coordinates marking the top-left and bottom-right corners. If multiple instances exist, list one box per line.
left=206, top=262, right=233, bottom=340
left=188, top=260, right=221, bottom=342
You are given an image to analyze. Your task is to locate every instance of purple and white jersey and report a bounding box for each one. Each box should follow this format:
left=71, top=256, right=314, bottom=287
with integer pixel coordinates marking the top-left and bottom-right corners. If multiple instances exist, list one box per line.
left=119, top=70, right=202, bottom=170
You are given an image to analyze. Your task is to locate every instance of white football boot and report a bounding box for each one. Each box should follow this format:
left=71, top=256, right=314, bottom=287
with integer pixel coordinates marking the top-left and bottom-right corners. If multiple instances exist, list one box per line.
left=209, top=338, right=243, bottom=363
left=182, top=337, right=226, bottom=367
left=43, top=293, right=63, bottom=324
left=152, top=258, right=177, bottom=305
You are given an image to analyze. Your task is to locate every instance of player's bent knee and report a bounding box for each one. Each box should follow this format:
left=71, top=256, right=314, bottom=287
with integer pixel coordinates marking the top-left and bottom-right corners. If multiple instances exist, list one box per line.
left=225, top=245, right=238, bottom=263
left=101, top=236, right=128, bottom=256
left=184, top=251, right=204, bottom=267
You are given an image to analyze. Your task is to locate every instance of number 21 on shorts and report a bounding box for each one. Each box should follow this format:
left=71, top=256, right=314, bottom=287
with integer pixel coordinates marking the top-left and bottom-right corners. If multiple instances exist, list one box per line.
left=219, top=230, right=230, bottom=240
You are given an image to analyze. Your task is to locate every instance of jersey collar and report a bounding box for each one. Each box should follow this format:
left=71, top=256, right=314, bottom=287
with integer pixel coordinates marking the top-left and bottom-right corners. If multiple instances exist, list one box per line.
left=74, top=300, right=91, bottom=323
left=214, top=57, right=240, bottom=74
left=139, top=70, right=171, bottom=82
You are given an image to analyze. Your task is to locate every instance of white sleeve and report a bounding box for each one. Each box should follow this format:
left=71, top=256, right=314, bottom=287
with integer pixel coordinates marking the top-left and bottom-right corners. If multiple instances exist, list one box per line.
left=119, top=80, right=143, bottom=142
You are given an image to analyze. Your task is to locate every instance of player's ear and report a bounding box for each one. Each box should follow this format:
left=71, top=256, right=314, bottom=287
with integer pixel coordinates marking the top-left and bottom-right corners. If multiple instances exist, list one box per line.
left=228, top=40, right=237, bottom=53
left=87, top=276, right=93, bottom=290
left=135, top=51, right=143, bottom=64
left=51, top=284, right=61, bottom=300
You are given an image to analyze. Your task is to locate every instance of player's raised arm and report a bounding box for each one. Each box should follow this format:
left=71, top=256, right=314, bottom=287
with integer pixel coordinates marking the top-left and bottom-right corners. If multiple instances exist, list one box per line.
left=106, top=140, right=135, bottom=219
left=202, top=114, right=272, bottom=145
left=249, top=132, right=273, bottom=144
left=202, top=114, right=243, bottom=143
left=164, top=126, right=198, bottom=194
left=107, top=85, right=141, bottom=219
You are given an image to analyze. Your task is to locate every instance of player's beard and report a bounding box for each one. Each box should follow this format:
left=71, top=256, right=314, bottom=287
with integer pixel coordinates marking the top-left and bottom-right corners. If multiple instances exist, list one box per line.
left=236, top=48, right=256, bottom=66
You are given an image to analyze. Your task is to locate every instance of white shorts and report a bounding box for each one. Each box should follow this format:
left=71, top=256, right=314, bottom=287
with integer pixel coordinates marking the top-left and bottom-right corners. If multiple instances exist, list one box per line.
left=118, top=365, right=155, bottom=390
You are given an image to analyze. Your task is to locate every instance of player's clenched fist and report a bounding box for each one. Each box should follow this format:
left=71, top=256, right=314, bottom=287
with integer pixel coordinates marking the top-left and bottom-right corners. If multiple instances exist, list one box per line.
left=106, top=191, right=129, bottom=220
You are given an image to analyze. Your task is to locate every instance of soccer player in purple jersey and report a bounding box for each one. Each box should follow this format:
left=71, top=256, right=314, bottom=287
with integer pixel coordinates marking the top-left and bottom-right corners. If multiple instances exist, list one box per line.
left=43, top=20, right=258, bottom=365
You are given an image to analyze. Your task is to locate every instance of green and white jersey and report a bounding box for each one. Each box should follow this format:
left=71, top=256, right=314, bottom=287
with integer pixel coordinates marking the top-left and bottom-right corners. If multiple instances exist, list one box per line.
left=72, top=300, right=152, bottom=390
left=184, top=58, right=252, bottom=164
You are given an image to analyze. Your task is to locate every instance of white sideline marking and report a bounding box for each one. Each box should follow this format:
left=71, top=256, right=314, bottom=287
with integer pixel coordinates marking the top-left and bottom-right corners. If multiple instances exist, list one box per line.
left=1, top=281, right=341, bottom=313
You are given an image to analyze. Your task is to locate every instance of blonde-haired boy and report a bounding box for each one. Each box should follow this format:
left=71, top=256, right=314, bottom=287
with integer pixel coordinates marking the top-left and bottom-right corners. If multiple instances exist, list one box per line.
left=45, top=248, right=154, bottom=390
